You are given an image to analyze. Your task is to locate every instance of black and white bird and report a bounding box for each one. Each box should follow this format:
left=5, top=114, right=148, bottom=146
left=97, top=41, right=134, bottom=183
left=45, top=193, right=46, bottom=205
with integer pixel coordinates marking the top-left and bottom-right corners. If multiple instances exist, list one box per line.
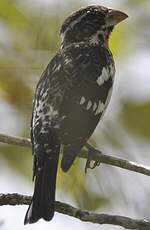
left=24, top=5, right=128, bottom=224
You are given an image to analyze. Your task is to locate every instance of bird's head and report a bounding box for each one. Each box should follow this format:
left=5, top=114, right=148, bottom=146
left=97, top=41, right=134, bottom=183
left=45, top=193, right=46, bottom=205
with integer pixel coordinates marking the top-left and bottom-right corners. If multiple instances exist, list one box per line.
left=60, top=5, right=128, bottom=48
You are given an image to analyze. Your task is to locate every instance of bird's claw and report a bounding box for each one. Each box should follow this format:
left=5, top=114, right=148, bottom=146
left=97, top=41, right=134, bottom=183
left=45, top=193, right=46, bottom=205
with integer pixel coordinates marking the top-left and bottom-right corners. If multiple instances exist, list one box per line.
left=85, top=148, right=101, bottom=174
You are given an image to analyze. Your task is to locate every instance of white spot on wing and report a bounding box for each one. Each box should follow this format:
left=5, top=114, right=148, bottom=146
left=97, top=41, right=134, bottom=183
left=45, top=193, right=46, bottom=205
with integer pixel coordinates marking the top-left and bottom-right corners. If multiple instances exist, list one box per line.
left=93, top=102, right=97, bottom=111
left=98, top=87, right=113, bottom=119
left=86, top=100, right=92, bottom=110
left=104, top=87, right=113, bottom=111
left=95, top=101, right=105, bottom=115
left=80, top=96, right=86, bottom=105
left=97, top=67, right=109, bottom=86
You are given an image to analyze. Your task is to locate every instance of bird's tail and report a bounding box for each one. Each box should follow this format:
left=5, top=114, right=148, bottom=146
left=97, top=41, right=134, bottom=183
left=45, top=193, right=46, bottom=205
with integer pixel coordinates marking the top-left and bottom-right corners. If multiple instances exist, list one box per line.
left=61, top=142, right=84, bottom=172
left=24, top=138, right=60, bottom=224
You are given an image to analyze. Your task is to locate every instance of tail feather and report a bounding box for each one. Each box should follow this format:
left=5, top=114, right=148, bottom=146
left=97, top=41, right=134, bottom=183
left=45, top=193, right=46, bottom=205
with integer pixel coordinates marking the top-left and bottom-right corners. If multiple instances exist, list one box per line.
left=41, top=156, right=57, bottom=220
left=24, top=145, right=60, bottom=224
left=61, top=151, right=77, bottom=172
left=61, top=143, right=84, bottom=172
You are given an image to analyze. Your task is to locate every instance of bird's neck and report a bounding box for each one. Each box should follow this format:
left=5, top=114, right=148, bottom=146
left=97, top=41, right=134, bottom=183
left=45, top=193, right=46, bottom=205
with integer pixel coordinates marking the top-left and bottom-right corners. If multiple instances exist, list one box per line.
left=61, top=30, right=111, bottom=51
left=61, top=39, right=109, bottom=52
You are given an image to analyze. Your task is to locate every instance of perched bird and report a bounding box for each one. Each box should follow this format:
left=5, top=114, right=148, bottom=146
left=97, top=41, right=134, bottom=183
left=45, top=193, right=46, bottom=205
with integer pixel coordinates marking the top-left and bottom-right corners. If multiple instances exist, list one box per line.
left=24, top=5, right=128, bottom=224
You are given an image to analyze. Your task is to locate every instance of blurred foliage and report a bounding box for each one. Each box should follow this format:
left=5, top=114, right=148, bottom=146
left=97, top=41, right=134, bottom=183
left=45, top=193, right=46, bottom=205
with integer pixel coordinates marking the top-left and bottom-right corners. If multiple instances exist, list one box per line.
left=58, top=158, right=109, bottom=210
left=121, top=101, right=150, bottom=140
left=0, top=0, right=149, bottom=213
left=110, top=24, right=130, bottom=57
left=0, top=144, right=32, bottom=178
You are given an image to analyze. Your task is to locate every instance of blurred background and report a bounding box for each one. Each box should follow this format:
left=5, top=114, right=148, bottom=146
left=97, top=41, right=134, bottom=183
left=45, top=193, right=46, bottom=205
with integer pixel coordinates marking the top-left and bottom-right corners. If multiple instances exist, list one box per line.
left=0, top=0, right=150, bottom=229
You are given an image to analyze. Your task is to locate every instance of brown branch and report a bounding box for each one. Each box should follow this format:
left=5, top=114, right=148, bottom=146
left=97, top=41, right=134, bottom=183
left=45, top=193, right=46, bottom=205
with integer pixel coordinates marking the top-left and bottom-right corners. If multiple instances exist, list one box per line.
left=0, top=133, right=150, bottom=177
left=0, top=134, right=150, bottom=228
left=0, top=133, right=31, bottom=147
left=0, top=193, right=149, bottom=230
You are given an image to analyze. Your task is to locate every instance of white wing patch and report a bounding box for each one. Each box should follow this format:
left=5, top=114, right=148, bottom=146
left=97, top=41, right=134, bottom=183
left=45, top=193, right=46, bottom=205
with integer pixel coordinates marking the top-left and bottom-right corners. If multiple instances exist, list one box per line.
left=80, top=96, right=86, bottom=105
left=80, top=96, right=94, bottom=111
left=97, top=67, right=110, bottom=86
left=86, top=100, right=92, bottom=110
left=79, top=95, right=104, bottom=116
left=95, top=101, right=105, bottom=115
left=79, top=92, right=112, bottom=117
left=99, top=87, right=113, bottom=120
left=93, top=102, right=97, bottom=112
left=103, top=87, right=113, bottom=112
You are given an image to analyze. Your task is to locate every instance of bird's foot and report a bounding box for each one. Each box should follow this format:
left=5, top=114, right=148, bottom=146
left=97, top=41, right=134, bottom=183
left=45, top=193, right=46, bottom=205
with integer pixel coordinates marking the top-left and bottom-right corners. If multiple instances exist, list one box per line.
left=85, top=146, right=101, bottom=174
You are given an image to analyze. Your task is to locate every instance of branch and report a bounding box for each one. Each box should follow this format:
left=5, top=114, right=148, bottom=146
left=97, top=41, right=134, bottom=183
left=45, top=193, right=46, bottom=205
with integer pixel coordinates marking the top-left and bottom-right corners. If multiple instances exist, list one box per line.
left=0, top=133, right=150, bottom=177
left=0, top=135, right=150, bottom=229
left=0, top=133, right=31, bottom=147
left=0, top=193, right=149, bottom=230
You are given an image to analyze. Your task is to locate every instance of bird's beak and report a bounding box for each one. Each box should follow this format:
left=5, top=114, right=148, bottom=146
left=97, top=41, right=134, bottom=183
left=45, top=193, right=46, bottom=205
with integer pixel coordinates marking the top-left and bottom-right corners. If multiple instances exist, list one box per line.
left=105, top=9, right=128, bottom=27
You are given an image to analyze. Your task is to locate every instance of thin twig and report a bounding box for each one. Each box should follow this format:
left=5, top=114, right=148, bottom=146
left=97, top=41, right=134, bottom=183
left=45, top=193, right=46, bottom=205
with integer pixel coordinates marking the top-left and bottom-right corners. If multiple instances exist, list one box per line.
left=0, top=133, right=150, bottom=177
left=0, top=133, right=31, bottom=147
left=0, top=193, right=149, bottom=230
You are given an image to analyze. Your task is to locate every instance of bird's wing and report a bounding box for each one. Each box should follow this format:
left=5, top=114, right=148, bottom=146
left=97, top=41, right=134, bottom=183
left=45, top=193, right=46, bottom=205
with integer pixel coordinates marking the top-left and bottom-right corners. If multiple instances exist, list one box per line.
left=26, top=53, right=64, bottom=223
left=31, top=49, right=90, bottom=175
left=31, top=53, right=65, bottom=176
left=60, top=45, right=114, bottom=171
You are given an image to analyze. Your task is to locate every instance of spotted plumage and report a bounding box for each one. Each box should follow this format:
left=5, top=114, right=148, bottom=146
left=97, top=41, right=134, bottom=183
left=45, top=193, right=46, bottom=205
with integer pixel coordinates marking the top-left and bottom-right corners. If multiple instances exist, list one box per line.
left=24, top=5, right=128, bottom=225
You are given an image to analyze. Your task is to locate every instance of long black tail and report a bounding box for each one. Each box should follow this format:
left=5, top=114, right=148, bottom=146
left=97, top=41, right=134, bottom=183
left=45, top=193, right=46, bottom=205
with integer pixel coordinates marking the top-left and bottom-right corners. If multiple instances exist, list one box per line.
left=24, top=141, right=60, bottom=224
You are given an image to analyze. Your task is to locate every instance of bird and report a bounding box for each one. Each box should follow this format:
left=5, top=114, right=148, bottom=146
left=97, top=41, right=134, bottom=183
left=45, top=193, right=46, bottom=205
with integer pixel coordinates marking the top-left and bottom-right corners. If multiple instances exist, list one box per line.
left=24, top=5, right=128, bottom=224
